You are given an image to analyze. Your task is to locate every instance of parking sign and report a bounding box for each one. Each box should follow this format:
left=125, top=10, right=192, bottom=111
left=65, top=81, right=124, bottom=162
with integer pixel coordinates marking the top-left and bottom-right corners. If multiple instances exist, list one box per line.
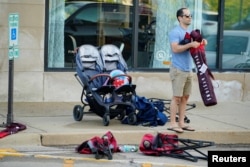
left=9, top=13, right=19, bottom=59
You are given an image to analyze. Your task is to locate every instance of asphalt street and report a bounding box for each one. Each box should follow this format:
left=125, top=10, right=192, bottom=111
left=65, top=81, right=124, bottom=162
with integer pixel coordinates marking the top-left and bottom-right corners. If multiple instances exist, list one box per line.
left=1, top=144, right=250, bottom=167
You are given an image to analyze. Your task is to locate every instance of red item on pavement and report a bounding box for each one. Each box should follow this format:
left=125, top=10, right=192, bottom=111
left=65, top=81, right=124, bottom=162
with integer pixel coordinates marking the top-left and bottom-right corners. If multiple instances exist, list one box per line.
left=76, top=131, right=119, bottom=160
left=0, top=122, right=26, bottom=138
left=139, top=132, right=214, bottom=162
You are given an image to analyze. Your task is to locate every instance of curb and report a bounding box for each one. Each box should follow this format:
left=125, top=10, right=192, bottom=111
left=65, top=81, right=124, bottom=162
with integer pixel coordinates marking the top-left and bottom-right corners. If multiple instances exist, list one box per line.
left=1, top=131, right=250, bottom=147
left=41, top=131, right=250, bottom=146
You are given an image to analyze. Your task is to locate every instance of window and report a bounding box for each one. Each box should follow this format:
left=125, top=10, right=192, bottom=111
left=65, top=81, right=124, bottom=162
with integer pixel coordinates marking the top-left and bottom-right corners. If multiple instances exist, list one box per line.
left=224, top=0, right=250, bottom=69
left=45, top=0, right=207, bottom=70
left=47, top=1, right=134, bottom=69
left=223, top=36, right=247, bottom=55
left=205, top=31, right=250, bottom=69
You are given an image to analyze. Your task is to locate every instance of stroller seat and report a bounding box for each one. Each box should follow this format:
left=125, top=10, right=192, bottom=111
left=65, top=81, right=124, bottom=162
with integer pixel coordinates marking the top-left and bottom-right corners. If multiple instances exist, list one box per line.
left=73, top=44, right=136, bottom=126
left=99, top=44, right=138, bottom=124
left=100, top=44, right=136, bottom=96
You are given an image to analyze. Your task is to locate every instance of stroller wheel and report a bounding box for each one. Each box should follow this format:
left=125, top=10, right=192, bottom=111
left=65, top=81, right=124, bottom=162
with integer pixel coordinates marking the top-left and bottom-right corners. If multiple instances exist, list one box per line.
left=103, top=113, right=110, bottom=126
left=185, top=117, right=190, bottom=123
left=175, top=116, right=190, bottom=123
left=73, top=105, right=84, bottom=121
left=127, top=113, right=137, bottom=125
left=116, top=110, right=126, bottom=120
left=175, top=116, right=179, bottom=122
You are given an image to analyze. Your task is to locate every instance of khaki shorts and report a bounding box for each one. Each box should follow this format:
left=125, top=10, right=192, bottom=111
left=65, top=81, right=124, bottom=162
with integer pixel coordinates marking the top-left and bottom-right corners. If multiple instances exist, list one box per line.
left=169, top=66, right=193, bottom=97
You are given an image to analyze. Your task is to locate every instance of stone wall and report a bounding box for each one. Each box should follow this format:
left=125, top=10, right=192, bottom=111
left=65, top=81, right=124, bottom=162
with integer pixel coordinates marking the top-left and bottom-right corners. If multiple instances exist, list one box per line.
left=0, top=0, right=45, bottom=102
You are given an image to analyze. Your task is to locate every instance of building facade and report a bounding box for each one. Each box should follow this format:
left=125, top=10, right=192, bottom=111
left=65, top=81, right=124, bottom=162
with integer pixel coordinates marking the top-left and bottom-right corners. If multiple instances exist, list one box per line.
left=0, top=0, right=250, bottom=103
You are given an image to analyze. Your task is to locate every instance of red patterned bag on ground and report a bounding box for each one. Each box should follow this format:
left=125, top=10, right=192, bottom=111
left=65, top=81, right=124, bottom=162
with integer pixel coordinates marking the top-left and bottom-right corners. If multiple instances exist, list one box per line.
left=0, top=122, right=26, bottom=139
left=139, top=132, right=215, bottom=162
left=76, top=131, right=119, bottom=160
left=139, top=133, right=181, bottom=156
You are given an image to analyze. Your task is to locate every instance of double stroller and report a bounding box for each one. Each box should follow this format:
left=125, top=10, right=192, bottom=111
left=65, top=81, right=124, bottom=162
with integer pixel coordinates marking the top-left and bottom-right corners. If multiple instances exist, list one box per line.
left=73, top=44, right=137, bottom=126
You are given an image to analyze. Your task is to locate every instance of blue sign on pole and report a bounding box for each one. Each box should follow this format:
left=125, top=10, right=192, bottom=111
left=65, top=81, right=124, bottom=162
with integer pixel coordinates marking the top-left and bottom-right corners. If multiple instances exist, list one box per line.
left=11, top=28, right=17, bottom=40
left=8, top=13, right=19, bottom=59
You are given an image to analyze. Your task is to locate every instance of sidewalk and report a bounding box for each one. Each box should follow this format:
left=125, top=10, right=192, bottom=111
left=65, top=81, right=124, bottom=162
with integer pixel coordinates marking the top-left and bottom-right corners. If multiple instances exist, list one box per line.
left=0, top=101, right=250, bottom=147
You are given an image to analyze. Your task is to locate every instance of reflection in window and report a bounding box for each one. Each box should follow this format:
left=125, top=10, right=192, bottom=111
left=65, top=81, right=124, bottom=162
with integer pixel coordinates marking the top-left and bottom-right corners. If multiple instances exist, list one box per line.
left=224, top=0, right=250, bottom=69
left=46, top=0, right=207, bottom=70
left=226, top=0, right=250, bottom=31
left=63, top=2, right=133, bottom=68
left=205, top=36, right=217, bottom=52
left=75, top=6, right=99, bottom=23
left=223, top=36, right=247, bottom=55
left=151, top=0, right=201, bottom=68
left=205, top=32, right=250, bottom=69
left=203, top=35, right=248, bottom=55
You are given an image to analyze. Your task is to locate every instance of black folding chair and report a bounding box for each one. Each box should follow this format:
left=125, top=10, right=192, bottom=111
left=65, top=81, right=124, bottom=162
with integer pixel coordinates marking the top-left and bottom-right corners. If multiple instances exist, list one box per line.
left=152, top=133, right=215, bottom=162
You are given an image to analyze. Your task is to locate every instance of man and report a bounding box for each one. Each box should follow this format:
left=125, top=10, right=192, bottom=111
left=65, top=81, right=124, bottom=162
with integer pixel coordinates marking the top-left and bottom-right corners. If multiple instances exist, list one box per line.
left=168, top=8, right=202, bottom=133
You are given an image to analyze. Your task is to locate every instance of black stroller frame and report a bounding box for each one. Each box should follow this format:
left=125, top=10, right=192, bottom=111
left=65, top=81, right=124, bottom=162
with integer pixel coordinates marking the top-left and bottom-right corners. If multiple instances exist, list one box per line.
left=73, top=44, right=137, bottom=126
left=149, top=98, right=196, bottom=123
left=99, top=44, right=138, bottom=123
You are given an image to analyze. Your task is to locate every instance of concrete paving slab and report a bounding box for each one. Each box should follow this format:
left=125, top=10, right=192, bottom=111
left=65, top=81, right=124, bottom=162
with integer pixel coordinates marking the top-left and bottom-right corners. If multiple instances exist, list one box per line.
left=0, top=101, right=250, bottom=147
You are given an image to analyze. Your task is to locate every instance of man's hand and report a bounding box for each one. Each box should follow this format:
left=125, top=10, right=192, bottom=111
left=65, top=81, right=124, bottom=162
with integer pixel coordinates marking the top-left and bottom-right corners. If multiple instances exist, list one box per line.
left=202, top=39, right=208, bottom=45
left=190, top=41, right=200, bottom=48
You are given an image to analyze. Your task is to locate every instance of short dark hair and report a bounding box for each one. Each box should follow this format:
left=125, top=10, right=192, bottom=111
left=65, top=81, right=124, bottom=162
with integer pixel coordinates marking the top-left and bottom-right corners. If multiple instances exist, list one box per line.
left=176, top=8, right=187, bottom=20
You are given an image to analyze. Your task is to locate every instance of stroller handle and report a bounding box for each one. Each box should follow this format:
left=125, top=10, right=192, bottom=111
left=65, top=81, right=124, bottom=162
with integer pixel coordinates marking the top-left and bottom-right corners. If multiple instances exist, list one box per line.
left=89, top=73, right=111, bottom=83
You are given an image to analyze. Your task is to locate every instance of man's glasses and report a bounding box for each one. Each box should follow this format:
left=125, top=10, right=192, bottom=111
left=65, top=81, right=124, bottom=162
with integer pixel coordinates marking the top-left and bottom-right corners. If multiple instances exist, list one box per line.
left=182, top=14, right=192, bottom=18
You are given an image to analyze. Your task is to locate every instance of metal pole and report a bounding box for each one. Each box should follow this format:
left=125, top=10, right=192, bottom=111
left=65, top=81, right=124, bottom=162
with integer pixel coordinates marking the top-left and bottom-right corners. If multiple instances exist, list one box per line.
left=217, top=0, right=225, bottom=70
left=132, top=0, right=139, bottom=68
left=239, top=0, right=243, bottom=25
left=7, top=58, right=14, bottom=125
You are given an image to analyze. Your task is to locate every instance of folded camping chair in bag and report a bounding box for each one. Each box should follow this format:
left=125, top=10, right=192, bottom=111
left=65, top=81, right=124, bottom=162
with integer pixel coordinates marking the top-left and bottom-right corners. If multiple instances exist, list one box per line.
left=189, top=29, right=217, bottom=106
left=180, top=30, right=217, bottom=106
left=139, top=132, right=215, bottom=162
left=76, top=131, right=119, bottom=160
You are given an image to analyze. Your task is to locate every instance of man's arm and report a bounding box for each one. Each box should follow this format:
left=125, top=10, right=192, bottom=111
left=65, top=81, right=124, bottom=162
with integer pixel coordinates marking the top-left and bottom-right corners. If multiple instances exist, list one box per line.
left=170, top=41, right=200, bottom=53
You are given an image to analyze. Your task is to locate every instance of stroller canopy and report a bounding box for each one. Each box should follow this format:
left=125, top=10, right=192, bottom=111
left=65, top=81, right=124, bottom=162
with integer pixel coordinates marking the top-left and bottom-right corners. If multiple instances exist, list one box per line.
left=100, top=44, right=128, bottom=72
left=78, top=44, right=104, bottom=71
